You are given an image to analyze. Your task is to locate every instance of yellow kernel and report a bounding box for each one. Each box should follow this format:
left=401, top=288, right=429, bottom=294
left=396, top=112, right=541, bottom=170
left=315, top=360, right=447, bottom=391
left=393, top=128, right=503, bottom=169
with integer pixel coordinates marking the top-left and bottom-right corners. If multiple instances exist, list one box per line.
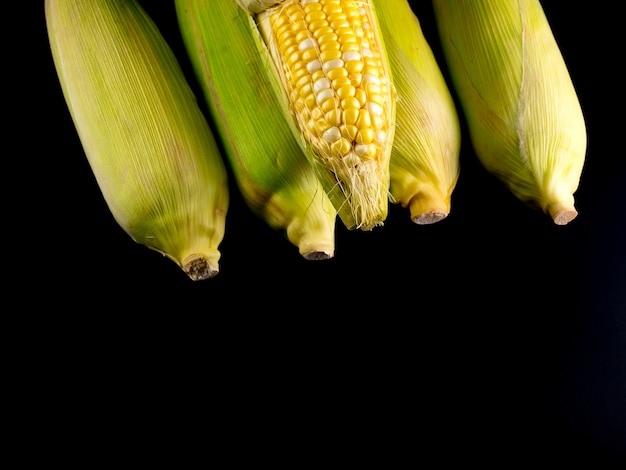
left=366, top=82, right=382, bottom=96
left=345, top=60, right=364, bottom=74
left=320, top=49, right=342, bottom=62
left=287, top=52, right=302, bottom=68
left=306, top=118, right=317, bottom=136
left=336, top=84, right=356, bottom=100
left=331, top=76, right=351, bottom=89
left=309, top=19, right=328, bottom=31
left=326, top=67, right=348, bottom=81
left=314, top=26, right=334, bottom=38
left=341, top=124, right=358, bottom=141
left=304, top=94, right=317, bottom=110
left=343, top=108, right=359, bottom=126
left=286, top=4, right=303, bottom=17
left=301, top=48, right=318, bottom=62
left=317, top=119, right=332, bottom=135
left=354, top=87, right=366, bottom=105
left=363, top=64, right=380, bottom=76
left=350, top=73, right=363, bottom=87
left=321, top=97, right=337, bottom=113
left=323, top=2, right=342, bottom=15
left=311, top=70, right=325, bottom=82
left=328, top=15, right=347, bottom=27
left=311, top=107, right=324, bottom=121
left=283, top=35, right=299, bottom=48
left=356, top=109, right=371, bottom=129
left=331, top=138, right=352, bottom=156
left=338, top=33, right=356, bottom=45
left=325, top=109, right=340, bottom=126
left=369, top=143, right=379, bottom=158
left=318, top=34, right=339, bottom=48
left=299, top=83, right=313, bottom=99
left=367, top=93, right=383, bottom=106
left=336, top=26, right=353, bottom=36
left=272, top=12, right=289, bottom=28
left=306, top=10, right=326, bottom=23
left=278, top=30, right=293, bottom=47
left=356, top=128, right=374, bottom=145
left=303, top=1, right=322, bottom=13
left=295, top=29, right=311, bottom=42
left=372, top=114, right=384, bottom=130
left=284, top=43, right=300, bottom=58
left=341, top=42, right=360, bottom=53
left=341, top=96, right=360, bottom=111
left=295, top=74, right=311, bottom=92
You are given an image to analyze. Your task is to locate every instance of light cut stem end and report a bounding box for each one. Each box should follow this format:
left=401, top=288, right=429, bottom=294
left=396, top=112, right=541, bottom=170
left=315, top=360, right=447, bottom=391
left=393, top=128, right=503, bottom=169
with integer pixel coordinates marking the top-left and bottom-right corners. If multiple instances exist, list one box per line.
left=413, top=210, right=449, bottom=225
left=395, top=184, right=451, bottom=225
left=546, top=198, right=578, bottom=225
left=550, top=208, right=578, bottom=226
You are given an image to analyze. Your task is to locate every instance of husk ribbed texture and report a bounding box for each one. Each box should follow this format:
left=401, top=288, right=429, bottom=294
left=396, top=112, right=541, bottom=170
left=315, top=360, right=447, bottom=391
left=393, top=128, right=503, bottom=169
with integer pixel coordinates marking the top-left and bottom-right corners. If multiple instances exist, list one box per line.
left=175, top=0, right=336, bottom=259
left=374, top=0, right=461, bottom=224
left=46, top=0, right=229, bottom=279
left=433, top=0, right=587, bottom=224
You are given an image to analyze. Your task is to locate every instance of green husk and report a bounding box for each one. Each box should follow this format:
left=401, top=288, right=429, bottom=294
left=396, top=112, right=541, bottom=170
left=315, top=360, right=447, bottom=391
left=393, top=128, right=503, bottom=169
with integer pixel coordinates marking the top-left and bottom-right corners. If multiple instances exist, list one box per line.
left=175, top=0, right=336, bottom=258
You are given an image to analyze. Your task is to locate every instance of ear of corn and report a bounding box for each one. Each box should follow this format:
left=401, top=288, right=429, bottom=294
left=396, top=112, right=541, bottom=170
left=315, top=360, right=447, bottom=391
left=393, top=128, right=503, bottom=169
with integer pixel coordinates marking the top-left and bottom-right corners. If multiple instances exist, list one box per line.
left=432, top=0, right=587, bottom=225
left=238, top=0, right=397, bottom=231
left=373, top=0, right=461, bottom=224
left=45, top=0, right=229, bottom=279
left=175, top=0, right=336, bottom=260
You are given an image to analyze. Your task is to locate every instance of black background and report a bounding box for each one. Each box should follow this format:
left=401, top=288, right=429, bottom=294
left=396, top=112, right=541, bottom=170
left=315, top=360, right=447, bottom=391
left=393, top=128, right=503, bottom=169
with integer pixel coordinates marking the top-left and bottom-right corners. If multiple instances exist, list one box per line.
left=20, top=1, right=625, bottom=463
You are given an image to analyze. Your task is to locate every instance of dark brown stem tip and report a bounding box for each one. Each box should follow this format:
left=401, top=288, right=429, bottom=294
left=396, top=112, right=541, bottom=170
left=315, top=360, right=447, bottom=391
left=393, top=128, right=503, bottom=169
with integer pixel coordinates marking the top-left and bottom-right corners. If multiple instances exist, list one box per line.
left=183, top=256, right=219, bottom=281
left=302, top=250, right=334, bottom=261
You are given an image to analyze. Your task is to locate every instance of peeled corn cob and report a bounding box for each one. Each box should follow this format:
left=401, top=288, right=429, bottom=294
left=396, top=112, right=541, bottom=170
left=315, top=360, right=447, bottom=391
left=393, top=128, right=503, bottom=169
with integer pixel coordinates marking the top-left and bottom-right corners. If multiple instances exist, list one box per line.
left=46, top=0, right=229, bottom=279
left=237, top=0, right=396, bottom=231
left=374, top=0, right=460, bottom=224
left=432, top=0, right=587, bottom=225
left=175, top=0, right=336, bottom=260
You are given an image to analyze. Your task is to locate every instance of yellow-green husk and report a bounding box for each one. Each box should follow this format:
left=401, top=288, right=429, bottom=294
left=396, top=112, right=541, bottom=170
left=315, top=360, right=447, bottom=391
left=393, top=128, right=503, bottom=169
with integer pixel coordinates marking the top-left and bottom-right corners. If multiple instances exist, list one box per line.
left=46, top=0, right=229, bottom=279
left=374, top=0, right=461, bottom=224
left=432, top=0, right=587, bottom=224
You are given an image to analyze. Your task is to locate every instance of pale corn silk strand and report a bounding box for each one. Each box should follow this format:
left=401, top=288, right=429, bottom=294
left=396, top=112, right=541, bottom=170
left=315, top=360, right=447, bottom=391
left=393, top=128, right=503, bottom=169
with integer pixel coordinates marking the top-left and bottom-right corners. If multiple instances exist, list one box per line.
left=255, top=0, right=395, bottom=230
